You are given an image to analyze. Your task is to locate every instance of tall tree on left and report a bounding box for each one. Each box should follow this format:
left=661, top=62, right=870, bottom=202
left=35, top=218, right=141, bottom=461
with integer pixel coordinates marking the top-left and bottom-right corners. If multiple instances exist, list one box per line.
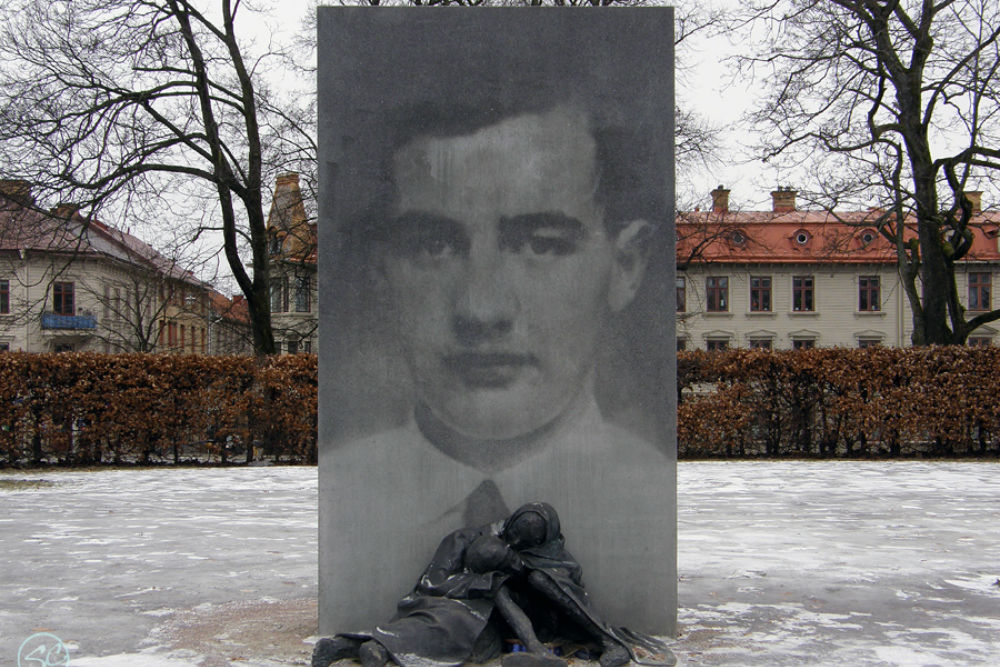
left=0, top=0, right=316, bottom=355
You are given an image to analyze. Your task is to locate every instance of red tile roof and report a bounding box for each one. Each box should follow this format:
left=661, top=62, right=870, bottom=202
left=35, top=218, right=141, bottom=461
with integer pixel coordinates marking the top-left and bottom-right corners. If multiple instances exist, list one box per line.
left=678, top=209, right=1000, bottom=265
left=209, top=290, right=250, bottom=325
left=0, top=194, right=209, bottom=288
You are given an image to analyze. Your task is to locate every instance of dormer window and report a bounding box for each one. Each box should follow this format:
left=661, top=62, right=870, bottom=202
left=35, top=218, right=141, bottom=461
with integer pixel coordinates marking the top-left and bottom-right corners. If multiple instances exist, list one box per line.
left=268, top=231, right=282, bottom=255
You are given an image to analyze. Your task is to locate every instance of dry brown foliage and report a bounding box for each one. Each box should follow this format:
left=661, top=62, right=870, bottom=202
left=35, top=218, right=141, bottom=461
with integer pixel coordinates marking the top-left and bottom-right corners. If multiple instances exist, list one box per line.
left=678, top=347, right=1000, bottom=458
left=2, top=347, right=997, bottom=466
left=0, top=352, right=316, bottom=466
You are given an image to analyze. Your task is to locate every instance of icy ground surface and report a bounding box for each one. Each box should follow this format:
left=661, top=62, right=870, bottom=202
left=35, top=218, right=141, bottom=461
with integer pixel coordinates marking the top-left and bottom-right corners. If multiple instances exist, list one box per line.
left=1, top=462, right=998, bottom=666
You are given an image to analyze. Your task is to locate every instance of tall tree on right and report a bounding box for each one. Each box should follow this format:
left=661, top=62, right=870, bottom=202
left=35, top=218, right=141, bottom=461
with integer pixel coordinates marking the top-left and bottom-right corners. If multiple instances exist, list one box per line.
left=746, top=0, right=1000, bottom=345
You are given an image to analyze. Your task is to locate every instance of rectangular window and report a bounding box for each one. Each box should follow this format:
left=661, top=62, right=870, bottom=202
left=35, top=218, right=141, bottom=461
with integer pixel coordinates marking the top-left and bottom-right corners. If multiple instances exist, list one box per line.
left=0, top=342, right=9, bottom=352
left=114, top=288, right=121, bottom=321
left=676, top=276, right=686, bottom=312
left=706, top=338, right=729, bottom=352
left=270, top=277, right=288, bottom=313
left=676, top=338, right=687, bottom=351
left=859, top=276, right=880, bottom=312
left=287, top=339, right=299, bottom=355
left=168, top=321, right=177, bottom=347
left=858, top=338, right=881, bottom=349
left=706, top=276, right=728, bottom=312
left=180, top=324, right=185, bottom=349
left=0, top=279, right=9, bottom=314
left=792, top=275, right=814, bottom=312
left=103, top=285, right=111, bottom=320
left=53, top=282, right=75, bottom=315
left=968, top=336, right=991, bottom=347
left=304, top=340, right=312, bottom=354
left=295, top=276, right=311, bottom=313
left=969, top=272, right=991, bottom=311
left=749, top=276, right=771, bottom=312
left=201, top=328, right=206, bottom=354
left=749, top=338, right=772, bottom=350
left=793, top=339, right=815, bottom=350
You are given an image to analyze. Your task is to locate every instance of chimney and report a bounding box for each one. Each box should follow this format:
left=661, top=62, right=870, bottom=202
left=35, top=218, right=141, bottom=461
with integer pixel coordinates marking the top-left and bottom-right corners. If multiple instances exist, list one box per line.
left=771, top=186, right=797, bottom=213
left=0, top=179, right=34, bottom=206
left=268, top=172, right=306, bottom=233
left=276, top=172, right=300, bottom=188
left=963, top=190, right=983, bottom=215
left=710, top=185, right=730, bottom=214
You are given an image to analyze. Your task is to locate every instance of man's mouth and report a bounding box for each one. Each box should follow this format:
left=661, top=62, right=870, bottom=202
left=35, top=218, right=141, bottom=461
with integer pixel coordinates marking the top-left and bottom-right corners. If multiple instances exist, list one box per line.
left=443, top=352, right=537, bottom=388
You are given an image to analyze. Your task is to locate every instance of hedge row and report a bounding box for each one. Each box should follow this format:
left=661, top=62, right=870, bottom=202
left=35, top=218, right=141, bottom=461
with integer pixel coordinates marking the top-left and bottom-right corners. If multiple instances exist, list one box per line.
left=0, top=352, right=317, bottom=466
left=678, top=346, right=1000, bottom=458
left=2, top=347, right=997, bottom=467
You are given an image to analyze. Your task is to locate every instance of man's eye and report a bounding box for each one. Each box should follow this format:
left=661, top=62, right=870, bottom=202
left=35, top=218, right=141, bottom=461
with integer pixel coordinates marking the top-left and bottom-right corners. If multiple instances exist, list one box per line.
left=504, top=230, right=576, bottom=257
left=393, top=226, right=467, bottom=260
left=500, top=215, right=584, bottom=257
left=416, top=235, right=456, bottom=258
left=526, top=234, right=575, bottom=256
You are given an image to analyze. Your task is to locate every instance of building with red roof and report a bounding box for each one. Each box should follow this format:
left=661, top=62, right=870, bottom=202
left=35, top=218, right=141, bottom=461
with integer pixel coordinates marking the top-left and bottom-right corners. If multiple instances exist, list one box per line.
left=207, top=290, right=253, bottom=355
left=266, top=173, right=317, bottom=355
left=677, top=187, right=1000, bottom=350
left=0, top=179, right=233, bottom=354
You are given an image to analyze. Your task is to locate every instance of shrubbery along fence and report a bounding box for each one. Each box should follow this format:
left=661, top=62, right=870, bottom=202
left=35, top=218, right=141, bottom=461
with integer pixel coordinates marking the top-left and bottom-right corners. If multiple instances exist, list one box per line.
left=0, top=352, right=317, bottom=466
left=678, top=346, right=1000, bottom=458
left=1, top=347, right=997, bottom=467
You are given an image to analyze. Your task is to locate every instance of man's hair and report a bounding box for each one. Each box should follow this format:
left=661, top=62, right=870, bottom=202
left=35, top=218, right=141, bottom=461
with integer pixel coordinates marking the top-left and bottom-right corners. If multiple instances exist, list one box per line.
left=321, top=9, right=673, bottom=270
left=341, top=96, right=665, bottom=260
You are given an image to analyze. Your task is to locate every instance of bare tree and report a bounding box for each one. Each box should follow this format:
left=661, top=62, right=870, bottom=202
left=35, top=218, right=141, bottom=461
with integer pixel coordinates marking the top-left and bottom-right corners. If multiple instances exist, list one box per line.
left=0, top=0, right=316, bottom=355
left=744, top=0, right=1000, bottom=345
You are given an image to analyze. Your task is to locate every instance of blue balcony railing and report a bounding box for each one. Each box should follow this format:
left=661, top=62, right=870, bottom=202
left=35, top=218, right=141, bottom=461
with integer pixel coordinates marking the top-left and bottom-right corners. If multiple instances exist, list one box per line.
left=41, top=312, right=97, bottom=330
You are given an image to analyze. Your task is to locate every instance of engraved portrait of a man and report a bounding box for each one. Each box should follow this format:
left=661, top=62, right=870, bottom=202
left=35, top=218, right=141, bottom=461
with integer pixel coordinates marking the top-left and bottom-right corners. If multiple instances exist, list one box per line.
left=318, top=9, right=676, bottom=635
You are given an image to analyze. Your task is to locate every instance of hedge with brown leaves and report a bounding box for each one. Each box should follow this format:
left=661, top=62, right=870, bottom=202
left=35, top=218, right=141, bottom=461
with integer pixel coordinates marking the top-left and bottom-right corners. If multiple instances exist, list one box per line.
left=678, top=347, right=1000, bottom=458
left=0, top=352, right=316, bottom=466
left=3, top=347, right=997, bottom=466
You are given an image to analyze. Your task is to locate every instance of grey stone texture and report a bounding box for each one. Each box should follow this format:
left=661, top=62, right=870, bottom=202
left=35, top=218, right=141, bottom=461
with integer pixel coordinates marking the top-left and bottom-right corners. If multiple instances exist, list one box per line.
left=317, top=8, right=677, bottom=637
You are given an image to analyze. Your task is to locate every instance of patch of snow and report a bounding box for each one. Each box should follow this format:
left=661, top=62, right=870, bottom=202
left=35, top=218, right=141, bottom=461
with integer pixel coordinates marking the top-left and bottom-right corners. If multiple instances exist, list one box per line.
left=3, top=462, right=1000, bottom=666
left=71, top=655, right=201, bottom=667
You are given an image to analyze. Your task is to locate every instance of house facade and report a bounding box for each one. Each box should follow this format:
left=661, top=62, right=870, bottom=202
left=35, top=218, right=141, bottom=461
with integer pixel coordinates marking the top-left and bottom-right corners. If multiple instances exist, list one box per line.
left=208, top=291, right=253, bottom=355
left=677, top=187, right=1000, bottom=350
left=266, top=173, right=317, bottom=355
left=0, top=179, right=246, bottom=354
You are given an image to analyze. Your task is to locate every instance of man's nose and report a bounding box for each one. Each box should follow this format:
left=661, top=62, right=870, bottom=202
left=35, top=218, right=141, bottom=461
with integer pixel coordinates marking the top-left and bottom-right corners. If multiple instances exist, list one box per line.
left=452, top=253, right=518, bottom=344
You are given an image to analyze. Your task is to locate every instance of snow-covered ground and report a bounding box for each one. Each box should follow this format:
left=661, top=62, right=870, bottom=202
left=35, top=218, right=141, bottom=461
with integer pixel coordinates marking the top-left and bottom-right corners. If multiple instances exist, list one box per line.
left=1, top=462, right=998, bottom=666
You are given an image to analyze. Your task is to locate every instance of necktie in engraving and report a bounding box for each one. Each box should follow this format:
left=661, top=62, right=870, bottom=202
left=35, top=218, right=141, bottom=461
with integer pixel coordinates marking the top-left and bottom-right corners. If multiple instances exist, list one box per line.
left=462, top=479, right=510, bottom=528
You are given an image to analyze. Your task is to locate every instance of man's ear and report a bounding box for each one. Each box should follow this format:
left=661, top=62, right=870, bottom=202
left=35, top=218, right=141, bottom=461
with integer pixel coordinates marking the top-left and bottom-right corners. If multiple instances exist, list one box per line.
left=608, top=219, right=652, bottom=312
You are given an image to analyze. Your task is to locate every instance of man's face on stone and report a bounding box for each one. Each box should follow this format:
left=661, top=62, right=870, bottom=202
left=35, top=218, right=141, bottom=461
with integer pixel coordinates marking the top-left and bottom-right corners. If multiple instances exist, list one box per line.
left=381, top=106, right=644, bottom=441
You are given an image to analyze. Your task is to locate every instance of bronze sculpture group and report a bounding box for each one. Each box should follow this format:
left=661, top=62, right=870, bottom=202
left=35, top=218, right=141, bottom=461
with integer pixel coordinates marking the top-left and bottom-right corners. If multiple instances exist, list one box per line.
left=313, top=503, right=674, bottom=667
